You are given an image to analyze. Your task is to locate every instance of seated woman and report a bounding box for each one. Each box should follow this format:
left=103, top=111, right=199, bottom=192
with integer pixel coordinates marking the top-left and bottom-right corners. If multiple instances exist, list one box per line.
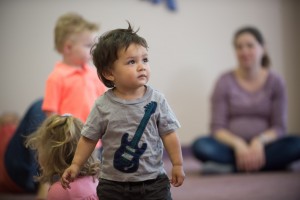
left=192, top=26, right=300, bottom=173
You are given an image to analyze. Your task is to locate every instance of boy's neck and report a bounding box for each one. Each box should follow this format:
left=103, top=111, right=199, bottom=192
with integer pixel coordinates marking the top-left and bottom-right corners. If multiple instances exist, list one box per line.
left=62, top=58, right=84, bottom=69
left=113, top=86, right=147, bottom=100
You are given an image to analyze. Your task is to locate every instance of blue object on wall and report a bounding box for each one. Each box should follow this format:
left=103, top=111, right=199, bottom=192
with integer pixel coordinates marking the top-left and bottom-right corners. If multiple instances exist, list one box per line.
left=151, top=0, right=162, bottom=4
left=166, top=0, right=177, bottom=11
left=148, top=0, right=177, bottom=12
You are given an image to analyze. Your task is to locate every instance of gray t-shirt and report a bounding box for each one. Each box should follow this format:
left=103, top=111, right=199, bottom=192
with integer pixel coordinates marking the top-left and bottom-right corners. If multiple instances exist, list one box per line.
left=82, top=85, right=180, bottom=182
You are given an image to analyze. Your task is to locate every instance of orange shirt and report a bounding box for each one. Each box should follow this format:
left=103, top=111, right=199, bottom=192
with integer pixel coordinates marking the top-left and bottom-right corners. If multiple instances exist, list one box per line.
left=42, top=62, right=106, bottom=122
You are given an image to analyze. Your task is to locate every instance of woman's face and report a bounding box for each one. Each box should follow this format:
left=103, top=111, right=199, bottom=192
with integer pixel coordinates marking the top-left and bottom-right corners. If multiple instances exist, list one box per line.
left=234, top=33, right=265, bottom=70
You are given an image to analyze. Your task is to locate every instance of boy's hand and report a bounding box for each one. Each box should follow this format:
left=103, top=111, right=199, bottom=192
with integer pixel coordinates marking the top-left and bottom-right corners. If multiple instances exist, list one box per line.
left=170, top=165, right=185, bottom=187
left=61, top=164, right=80, bottom=189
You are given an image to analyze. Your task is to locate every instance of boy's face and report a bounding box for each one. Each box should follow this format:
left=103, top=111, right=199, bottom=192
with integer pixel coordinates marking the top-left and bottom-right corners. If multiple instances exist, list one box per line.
left=67, top=30, right=96, bottom=66
left=108, top=43, right=150, bottom=90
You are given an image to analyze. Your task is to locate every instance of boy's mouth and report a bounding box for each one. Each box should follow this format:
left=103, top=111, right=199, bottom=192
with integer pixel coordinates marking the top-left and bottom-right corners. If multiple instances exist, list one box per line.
left=138, top=74, right=147, bottom=78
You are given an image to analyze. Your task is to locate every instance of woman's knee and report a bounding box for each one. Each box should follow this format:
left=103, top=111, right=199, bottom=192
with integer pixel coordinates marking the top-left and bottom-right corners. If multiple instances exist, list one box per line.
left=191, top=137, right=217, bottom=161
left=278, top=136, right=300, bottom=149
left=285, top=136, right=300, bottom=154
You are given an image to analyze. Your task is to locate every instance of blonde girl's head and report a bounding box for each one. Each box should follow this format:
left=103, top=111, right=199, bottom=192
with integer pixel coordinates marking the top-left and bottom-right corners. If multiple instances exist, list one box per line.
left=25, top=114, right=100, bottom=183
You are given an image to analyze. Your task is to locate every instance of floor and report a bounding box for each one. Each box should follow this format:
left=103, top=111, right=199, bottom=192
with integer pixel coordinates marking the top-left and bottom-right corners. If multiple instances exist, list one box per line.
left=1, top=148, right=300, bottom=200
left=165, top=156, right=300, bottom=200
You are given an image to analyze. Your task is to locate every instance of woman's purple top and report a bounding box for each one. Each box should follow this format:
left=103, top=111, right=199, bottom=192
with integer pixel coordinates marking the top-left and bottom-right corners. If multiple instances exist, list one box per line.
left=210, top=70, right=287, bottom=141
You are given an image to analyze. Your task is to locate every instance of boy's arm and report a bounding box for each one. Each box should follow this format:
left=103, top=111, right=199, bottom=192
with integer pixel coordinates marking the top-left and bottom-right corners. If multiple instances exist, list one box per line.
left=61, top=136, right=97, bottom=189
left=161, top=132, right=185, bottom=187
left=72, top=136, right=97, bottom=167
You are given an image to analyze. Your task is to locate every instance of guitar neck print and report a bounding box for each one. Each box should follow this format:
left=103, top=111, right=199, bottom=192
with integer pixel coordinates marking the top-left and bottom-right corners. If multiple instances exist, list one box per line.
left=113, top=101, right=157, bottom=173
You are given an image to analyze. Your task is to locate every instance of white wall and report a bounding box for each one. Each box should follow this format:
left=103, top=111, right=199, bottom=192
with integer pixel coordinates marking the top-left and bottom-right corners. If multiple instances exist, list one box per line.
left=0, top=0, right=299, bottom=145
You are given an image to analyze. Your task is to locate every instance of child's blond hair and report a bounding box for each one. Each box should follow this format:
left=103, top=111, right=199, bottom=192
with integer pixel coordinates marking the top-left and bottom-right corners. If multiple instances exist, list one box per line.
left=25, top=114, right=100, bottom=183
left=54, top=12, right=99, bottom=53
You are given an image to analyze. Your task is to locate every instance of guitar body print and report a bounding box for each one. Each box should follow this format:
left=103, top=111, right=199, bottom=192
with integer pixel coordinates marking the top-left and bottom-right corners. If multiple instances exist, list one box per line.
left=113, top=101, right=157, bottom=173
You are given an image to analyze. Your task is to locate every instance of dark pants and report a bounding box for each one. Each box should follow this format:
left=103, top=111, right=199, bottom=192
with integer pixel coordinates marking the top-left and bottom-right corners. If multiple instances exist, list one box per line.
left=4, top=99, right=46, bottom=192
left=192, top=135, right=300, bottom=171
left=97, top=174, right=172, bottom=200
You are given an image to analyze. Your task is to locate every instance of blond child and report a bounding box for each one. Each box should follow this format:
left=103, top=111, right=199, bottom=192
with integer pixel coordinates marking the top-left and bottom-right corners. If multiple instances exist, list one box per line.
left=39, top=13, right=105, bottom=199
left=25, top=114, right=99, bottom=200
left=42, top=12, right=106, bottom=122
left=61, top=22, right=185, bottom=200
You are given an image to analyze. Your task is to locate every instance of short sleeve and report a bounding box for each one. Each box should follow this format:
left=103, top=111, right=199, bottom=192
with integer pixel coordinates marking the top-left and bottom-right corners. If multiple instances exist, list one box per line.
left=81, top=100, right=106, bottom=141
left=157, top=96, right=180, bottom=135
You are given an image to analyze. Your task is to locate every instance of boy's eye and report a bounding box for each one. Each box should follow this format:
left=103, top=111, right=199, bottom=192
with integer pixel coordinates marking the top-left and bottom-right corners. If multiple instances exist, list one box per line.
left=128, top=60, right=135, bottom=65
left=143, top=58, right=149, bottom=63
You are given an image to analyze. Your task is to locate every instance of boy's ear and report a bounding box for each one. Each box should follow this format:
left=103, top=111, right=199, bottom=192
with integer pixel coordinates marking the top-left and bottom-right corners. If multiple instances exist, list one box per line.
left=102, top=70, right=114, bottom=81
left=62, top=40, right=73, bottom=54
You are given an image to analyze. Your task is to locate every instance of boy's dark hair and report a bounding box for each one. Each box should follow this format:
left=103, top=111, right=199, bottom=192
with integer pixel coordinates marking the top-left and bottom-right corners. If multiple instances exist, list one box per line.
left=233, top=26, right=271, bottom=68
left=91, top=22, right=148, bottom=88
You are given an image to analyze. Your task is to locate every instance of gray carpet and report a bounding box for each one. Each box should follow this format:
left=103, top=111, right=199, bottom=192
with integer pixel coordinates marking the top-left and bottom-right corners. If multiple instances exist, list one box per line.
left=165, top=155, right=300, bottom=200
left=1, top=152, right=300, bottom=200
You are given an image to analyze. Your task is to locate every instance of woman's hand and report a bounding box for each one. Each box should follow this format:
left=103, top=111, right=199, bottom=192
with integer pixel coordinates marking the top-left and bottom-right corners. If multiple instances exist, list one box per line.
left=234, top=140, right=251, bottom=172
left=233, top=138, right=265, bottom=172
left=248, top=138, right=266, bottom=171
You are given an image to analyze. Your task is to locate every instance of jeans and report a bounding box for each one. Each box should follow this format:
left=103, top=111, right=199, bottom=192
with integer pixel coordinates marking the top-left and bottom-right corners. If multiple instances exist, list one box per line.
left=192, top=135, right=300, bottom=171
left=5, top=98, right=46, bottom=192
left=97, top=174, right=172, bottom=200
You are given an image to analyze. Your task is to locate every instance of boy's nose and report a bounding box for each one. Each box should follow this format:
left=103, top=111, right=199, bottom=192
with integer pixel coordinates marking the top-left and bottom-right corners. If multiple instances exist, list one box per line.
left=137, top=63, right=146, bottom=71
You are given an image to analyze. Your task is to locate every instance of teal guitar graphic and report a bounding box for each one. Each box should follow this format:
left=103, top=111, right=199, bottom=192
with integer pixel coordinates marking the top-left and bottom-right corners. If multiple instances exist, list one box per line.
left=113, top=101, right=157, bottom=173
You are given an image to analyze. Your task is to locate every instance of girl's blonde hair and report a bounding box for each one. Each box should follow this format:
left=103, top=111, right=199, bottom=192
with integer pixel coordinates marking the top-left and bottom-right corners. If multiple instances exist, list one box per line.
left=25, top=114, right=100, bottom=183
